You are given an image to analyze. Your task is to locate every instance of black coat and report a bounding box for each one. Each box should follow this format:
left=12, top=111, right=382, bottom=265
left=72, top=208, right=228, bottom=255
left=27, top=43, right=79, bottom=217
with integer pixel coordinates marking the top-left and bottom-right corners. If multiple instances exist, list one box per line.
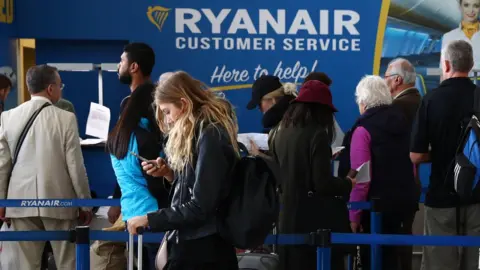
left=272, top=123, right=353, bottom=270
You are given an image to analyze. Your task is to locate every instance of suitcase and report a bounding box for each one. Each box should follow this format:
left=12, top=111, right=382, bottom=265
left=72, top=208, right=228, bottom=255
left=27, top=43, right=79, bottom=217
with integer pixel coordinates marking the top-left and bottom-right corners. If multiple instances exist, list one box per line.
left=128, top=228, right=145, bottom=270
left=237, top=252, right=279, bottom=270
left=237, top=227, right=279, bottom=270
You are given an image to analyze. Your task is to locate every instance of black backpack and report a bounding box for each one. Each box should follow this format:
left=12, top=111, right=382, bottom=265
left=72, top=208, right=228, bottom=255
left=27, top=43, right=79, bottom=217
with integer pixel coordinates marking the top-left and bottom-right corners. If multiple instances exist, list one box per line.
left=219, top=153, right=281, bottom=249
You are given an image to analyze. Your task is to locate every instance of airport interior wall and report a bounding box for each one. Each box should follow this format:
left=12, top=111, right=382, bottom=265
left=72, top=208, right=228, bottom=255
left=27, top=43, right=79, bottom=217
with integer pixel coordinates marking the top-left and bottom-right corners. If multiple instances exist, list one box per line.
left=2, top=0, right=461, bottom=196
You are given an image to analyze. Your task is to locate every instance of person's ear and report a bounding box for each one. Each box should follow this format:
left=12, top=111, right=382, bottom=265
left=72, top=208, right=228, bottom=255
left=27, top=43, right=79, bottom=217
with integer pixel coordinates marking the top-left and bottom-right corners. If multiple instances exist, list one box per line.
left=442, top=60, right=451, bottom=74
left=395, top=76, right=403, bottom=86
left=46, top=85, right=54, bottom=96
left=130, top=62, right=139, bottom=74
left=179, top=98, right=188, bottom=112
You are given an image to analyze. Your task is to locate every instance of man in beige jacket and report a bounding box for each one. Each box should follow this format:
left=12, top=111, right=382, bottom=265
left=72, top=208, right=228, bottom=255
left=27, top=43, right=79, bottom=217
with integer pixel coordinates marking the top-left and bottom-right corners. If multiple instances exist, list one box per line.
left=0, top=64, right=92, bottom=270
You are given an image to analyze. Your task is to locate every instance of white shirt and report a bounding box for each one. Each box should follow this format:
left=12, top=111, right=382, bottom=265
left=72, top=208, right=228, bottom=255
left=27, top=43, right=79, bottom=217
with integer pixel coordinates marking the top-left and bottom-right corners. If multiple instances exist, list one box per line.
left=30, top=95, right=52, bottom=104
left=441, top=25, right=480, bottom=70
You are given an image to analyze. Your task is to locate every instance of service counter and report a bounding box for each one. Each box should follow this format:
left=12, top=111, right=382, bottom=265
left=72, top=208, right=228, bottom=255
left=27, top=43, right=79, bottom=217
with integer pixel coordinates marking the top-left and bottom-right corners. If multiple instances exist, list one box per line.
left=81, top=143, right=116, bottom=198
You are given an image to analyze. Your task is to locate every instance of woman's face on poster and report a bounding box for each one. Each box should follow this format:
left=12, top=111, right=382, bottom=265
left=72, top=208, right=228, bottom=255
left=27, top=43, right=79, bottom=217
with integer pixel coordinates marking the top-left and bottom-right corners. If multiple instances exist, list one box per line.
left=461, top=0, right=480, bottom=23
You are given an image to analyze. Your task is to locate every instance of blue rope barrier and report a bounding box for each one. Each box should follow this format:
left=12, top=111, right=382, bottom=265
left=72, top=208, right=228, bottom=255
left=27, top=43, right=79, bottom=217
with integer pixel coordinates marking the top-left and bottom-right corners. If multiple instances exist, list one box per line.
left=0, top=199, right=373, bottom=210
left=0, top=199, right=120, bottom=207
left=2, top=231, right=480, bottom=247
left=0, top=230, right=71, bottom=241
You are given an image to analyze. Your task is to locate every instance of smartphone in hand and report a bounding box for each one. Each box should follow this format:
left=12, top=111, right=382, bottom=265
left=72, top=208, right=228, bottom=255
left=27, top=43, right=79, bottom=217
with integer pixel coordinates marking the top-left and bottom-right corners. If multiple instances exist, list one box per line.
left=130, top=151, right=160, bottom=168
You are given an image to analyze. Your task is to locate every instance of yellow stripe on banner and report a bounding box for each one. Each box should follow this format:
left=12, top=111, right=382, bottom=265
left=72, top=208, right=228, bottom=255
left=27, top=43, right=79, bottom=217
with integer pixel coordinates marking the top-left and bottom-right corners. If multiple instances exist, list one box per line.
left=373, top=0, right=392, bottom=75
left=211, top=84, right=253, bottom=91
left=210, top=82, right=303, bottom=92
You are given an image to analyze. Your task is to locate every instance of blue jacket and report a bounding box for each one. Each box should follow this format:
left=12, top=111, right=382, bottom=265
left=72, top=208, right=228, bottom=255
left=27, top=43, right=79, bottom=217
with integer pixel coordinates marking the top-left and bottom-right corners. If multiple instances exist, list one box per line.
left=111, top=118, right=159, bottom=221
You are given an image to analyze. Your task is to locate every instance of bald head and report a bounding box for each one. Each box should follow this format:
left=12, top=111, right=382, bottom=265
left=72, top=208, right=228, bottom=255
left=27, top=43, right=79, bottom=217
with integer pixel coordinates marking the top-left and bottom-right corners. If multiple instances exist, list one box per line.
left=385, top=58, right=417, bottom=97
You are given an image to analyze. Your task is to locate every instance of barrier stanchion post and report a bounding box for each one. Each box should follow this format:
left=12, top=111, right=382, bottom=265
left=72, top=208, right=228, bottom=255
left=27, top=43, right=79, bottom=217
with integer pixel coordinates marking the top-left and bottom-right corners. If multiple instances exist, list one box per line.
left=75, top=226, right=90, bottom=270
left=137, top=227, right=144, bottom=268
left=310, top=229, right=332, bottom=270
left=370, top=198, right=382, bottom=270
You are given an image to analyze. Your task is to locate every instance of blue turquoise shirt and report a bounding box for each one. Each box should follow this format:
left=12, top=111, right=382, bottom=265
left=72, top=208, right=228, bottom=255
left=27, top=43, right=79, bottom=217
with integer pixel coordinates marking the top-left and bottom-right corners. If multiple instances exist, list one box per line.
left=110, top=118, right=159, bottom=221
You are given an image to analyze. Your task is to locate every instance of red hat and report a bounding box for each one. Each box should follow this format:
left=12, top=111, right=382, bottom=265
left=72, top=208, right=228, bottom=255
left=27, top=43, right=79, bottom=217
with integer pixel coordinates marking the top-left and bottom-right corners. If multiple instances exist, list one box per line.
left=293, top=80, right=338, bottom=112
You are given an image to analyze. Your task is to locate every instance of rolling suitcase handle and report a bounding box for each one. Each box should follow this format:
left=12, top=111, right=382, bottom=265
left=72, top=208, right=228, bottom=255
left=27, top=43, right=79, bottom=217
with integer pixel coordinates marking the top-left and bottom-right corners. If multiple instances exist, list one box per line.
left=128, top=227, right=146, bottom=270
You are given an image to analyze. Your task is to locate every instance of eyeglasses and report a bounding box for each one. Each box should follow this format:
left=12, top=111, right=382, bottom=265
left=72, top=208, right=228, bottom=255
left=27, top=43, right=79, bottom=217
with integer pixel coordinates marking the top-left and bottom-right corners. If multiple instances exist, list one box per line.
left=384, top=74, right=400, bottom=79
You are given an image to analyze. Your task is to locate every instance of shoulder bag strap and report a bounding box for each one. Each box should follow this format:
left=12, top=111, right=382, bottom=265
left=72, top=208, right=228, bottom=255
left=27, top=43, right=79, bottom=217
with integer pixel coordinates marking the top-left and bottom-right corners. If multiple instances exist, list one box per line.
left=474, top=87, right=480, bottom=119
left=8, top=102, right=51, bottom=184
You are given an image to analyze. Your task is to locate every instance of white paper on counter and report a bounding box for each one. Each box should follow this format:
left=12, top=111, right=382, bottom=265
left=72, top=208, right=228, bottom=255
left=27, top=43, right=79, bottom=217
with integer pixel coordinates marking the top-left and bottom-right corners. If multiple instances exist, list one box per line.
left=80, top=138, right=106, bottom=146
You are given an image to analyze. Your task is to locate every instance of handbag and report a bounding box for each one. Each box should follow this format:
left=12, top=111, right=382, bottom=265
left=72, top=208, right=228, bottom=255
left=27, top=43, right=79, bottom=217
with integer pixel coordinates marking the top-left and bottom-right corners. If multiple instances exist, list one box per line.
left=5, top=102, right=51, bottom=190
left=155, top=231, right=169, bottom=270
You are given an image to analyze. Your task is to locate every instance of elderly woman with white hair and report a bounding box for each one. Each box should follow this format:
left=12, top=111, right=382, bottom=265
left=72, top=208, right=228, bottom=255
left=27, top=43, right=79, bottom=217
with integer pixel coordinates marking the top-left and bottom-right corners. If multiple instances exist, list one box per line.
left=346, top=75, right=418, bottom=270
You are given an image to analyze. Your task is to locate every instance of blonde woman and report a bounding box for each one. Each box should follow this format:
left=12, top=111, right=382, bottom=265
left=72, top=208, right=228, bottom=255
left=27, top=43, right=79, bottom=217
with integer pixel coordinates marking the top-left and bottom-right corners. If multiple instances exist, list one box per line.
left=127, top=71, right=239, bottom=270
left=442, top=0, right=480, bottom=69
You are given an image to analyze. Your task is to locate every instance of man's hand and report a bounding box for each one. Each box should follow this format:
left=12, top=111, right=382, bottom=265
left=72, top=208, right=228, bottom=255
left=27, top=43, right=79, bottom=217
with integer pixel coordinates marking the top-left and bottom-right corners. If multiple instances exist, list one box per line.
left=0, top=207, right=8, bottom=224
left=142, top=158, right=174, bottom=182
left=108, top=206, right=121, bottom=224
left=78, top=210, right=93, bottom=226
left=127, top=215, right=149, bottom=235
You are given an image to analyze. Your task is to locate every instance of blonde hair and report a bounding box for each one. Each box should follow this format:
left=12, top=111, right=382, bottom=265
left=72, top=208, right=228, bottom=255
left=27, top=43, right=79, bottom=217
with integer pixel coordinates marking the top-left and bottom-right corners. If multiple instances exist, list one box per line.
left=262, top=82, right=298, bottom=100
left=155, top=71, right=239, bottom=173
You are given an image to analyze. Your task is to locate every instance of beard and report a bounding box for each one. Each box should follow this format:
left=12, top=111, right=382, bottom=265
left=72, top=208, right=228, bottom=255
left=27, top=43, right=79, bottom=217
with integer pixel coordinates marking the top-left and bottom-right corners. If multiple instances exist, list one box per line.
left=118, top=70, right=132, bottom=85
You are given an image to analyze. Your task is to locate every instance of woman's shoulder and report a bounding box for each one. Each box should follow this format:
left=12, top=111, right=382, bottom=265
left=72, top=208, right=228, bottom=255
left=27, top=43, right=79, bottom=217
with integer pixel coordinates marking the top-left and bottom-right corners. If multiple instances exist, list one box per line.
left=442, top=27, right=463, bottom=40
left=198, top=123, right=230, bottom=143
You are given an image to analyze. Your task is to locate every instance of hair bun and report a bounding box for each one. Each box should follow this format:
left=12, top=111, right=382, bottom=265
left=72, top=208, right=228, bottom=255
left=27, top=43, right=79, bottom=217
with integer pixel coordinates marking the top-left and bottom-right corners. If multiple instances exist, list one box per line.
left=283, top=83, right=298, bottom=97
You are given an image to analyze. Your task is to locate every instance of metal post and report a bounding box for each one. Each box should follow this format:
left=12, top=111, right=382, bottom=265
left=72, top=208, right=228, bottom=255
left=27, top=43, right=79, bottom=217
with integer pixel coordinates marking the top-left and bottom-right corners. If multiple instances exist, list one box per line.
left=137, top=227, right=144, bottom=269
left=98, top=68, right=104, bottom=105
left=370, top=198, right=382, bottom=270
left=310, top=229, right=332, bottom=270
left=75, top=226, right=90, bottom=270
left=128, top=232, right=134, bottom=270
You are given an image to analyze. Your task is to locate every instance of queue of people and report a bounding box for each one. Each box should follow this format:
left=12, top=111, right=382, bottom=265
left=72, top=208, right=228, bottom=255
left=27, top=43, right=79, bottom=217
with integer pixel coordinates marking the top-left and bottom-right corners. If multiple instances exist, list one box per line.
left=0, top=39, right=479, bottom=270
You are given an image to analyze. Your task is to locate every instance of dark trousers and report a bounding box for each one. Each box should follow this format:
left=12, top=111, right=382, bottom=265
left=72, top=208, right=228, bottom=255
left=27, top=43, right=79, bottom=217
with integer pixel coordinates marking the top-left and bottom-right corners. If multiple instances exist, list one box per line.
left=359, top=211, right=416, bottom=270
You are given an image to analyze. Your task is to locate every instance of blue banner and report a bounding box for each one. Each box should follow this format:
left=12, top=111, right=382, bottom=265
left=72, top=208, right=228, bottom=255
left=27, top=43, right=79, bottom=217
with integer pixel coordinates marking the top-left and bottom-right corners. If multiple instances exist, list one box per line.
left=14, top=0, right=389, bottom=131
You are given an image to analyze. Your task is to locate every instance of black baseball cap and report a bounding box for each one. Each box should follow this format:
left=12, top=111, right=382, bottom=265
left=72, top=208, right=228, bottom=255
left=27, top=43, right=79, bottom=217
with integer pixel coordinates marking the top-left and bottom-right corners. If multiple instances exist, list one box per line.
left=246, top=75, right=283, bottom=110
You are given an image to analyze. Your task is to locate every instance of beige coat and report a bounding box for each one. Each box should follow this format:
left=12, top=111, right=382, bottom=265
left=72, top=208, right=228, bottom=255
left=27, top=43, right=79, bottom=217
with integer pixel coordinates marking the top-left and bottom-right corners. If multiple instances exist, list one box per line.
left=0, top=96, right=91, bottom=220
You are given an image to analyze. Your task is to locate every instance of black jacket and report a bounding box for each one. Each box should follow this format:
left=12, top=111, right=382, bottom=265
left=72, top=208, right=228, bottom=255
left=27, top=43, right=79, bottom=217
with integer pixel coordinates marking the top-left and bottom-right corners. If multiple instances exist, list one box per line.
left=358, top=105, right=418, bottom=212
left=272, top=123, right=352, bottom=270
left=147, top=124, right=237, bottom=241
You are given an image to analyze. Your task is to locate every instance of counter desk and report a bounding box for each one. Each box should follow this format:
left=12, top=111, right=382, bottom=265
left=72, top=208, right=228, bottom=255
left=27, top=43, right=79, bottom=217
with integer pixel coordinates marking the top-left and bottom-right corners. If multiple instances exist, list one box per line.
left=81, top=143, right=116, bottom=199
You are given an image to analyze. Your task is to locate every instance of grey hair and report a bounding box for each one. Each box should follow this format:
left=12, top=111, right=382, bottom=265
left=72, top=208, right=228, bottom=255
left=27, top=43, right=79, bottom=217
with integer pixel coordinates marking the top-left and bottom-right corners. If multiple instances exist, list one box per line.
left=442, top=40, right=474, bottom=73
left=388, top=58, right=417, bottom=84
left=159, top=72, right=173, bottom=82
left=26, top=64, right=58, bottom=94
left=355, top=75, right=393, bottom=108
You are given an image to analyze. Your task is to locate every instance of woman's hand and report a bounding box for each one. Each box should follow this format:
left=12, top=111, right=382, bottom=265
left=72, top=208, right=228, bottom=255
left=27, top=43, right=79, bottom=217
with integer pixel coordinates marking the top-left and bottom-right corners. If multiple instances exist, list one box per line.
left=127, top=215, right=149, bottom=235
left=350, top=222, right=363, bottom=233
left=347, top=176, right=357, bottom=186
left=142, top=158, right=174, bottom=182
left=249, top=139, right=261, bottom=156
